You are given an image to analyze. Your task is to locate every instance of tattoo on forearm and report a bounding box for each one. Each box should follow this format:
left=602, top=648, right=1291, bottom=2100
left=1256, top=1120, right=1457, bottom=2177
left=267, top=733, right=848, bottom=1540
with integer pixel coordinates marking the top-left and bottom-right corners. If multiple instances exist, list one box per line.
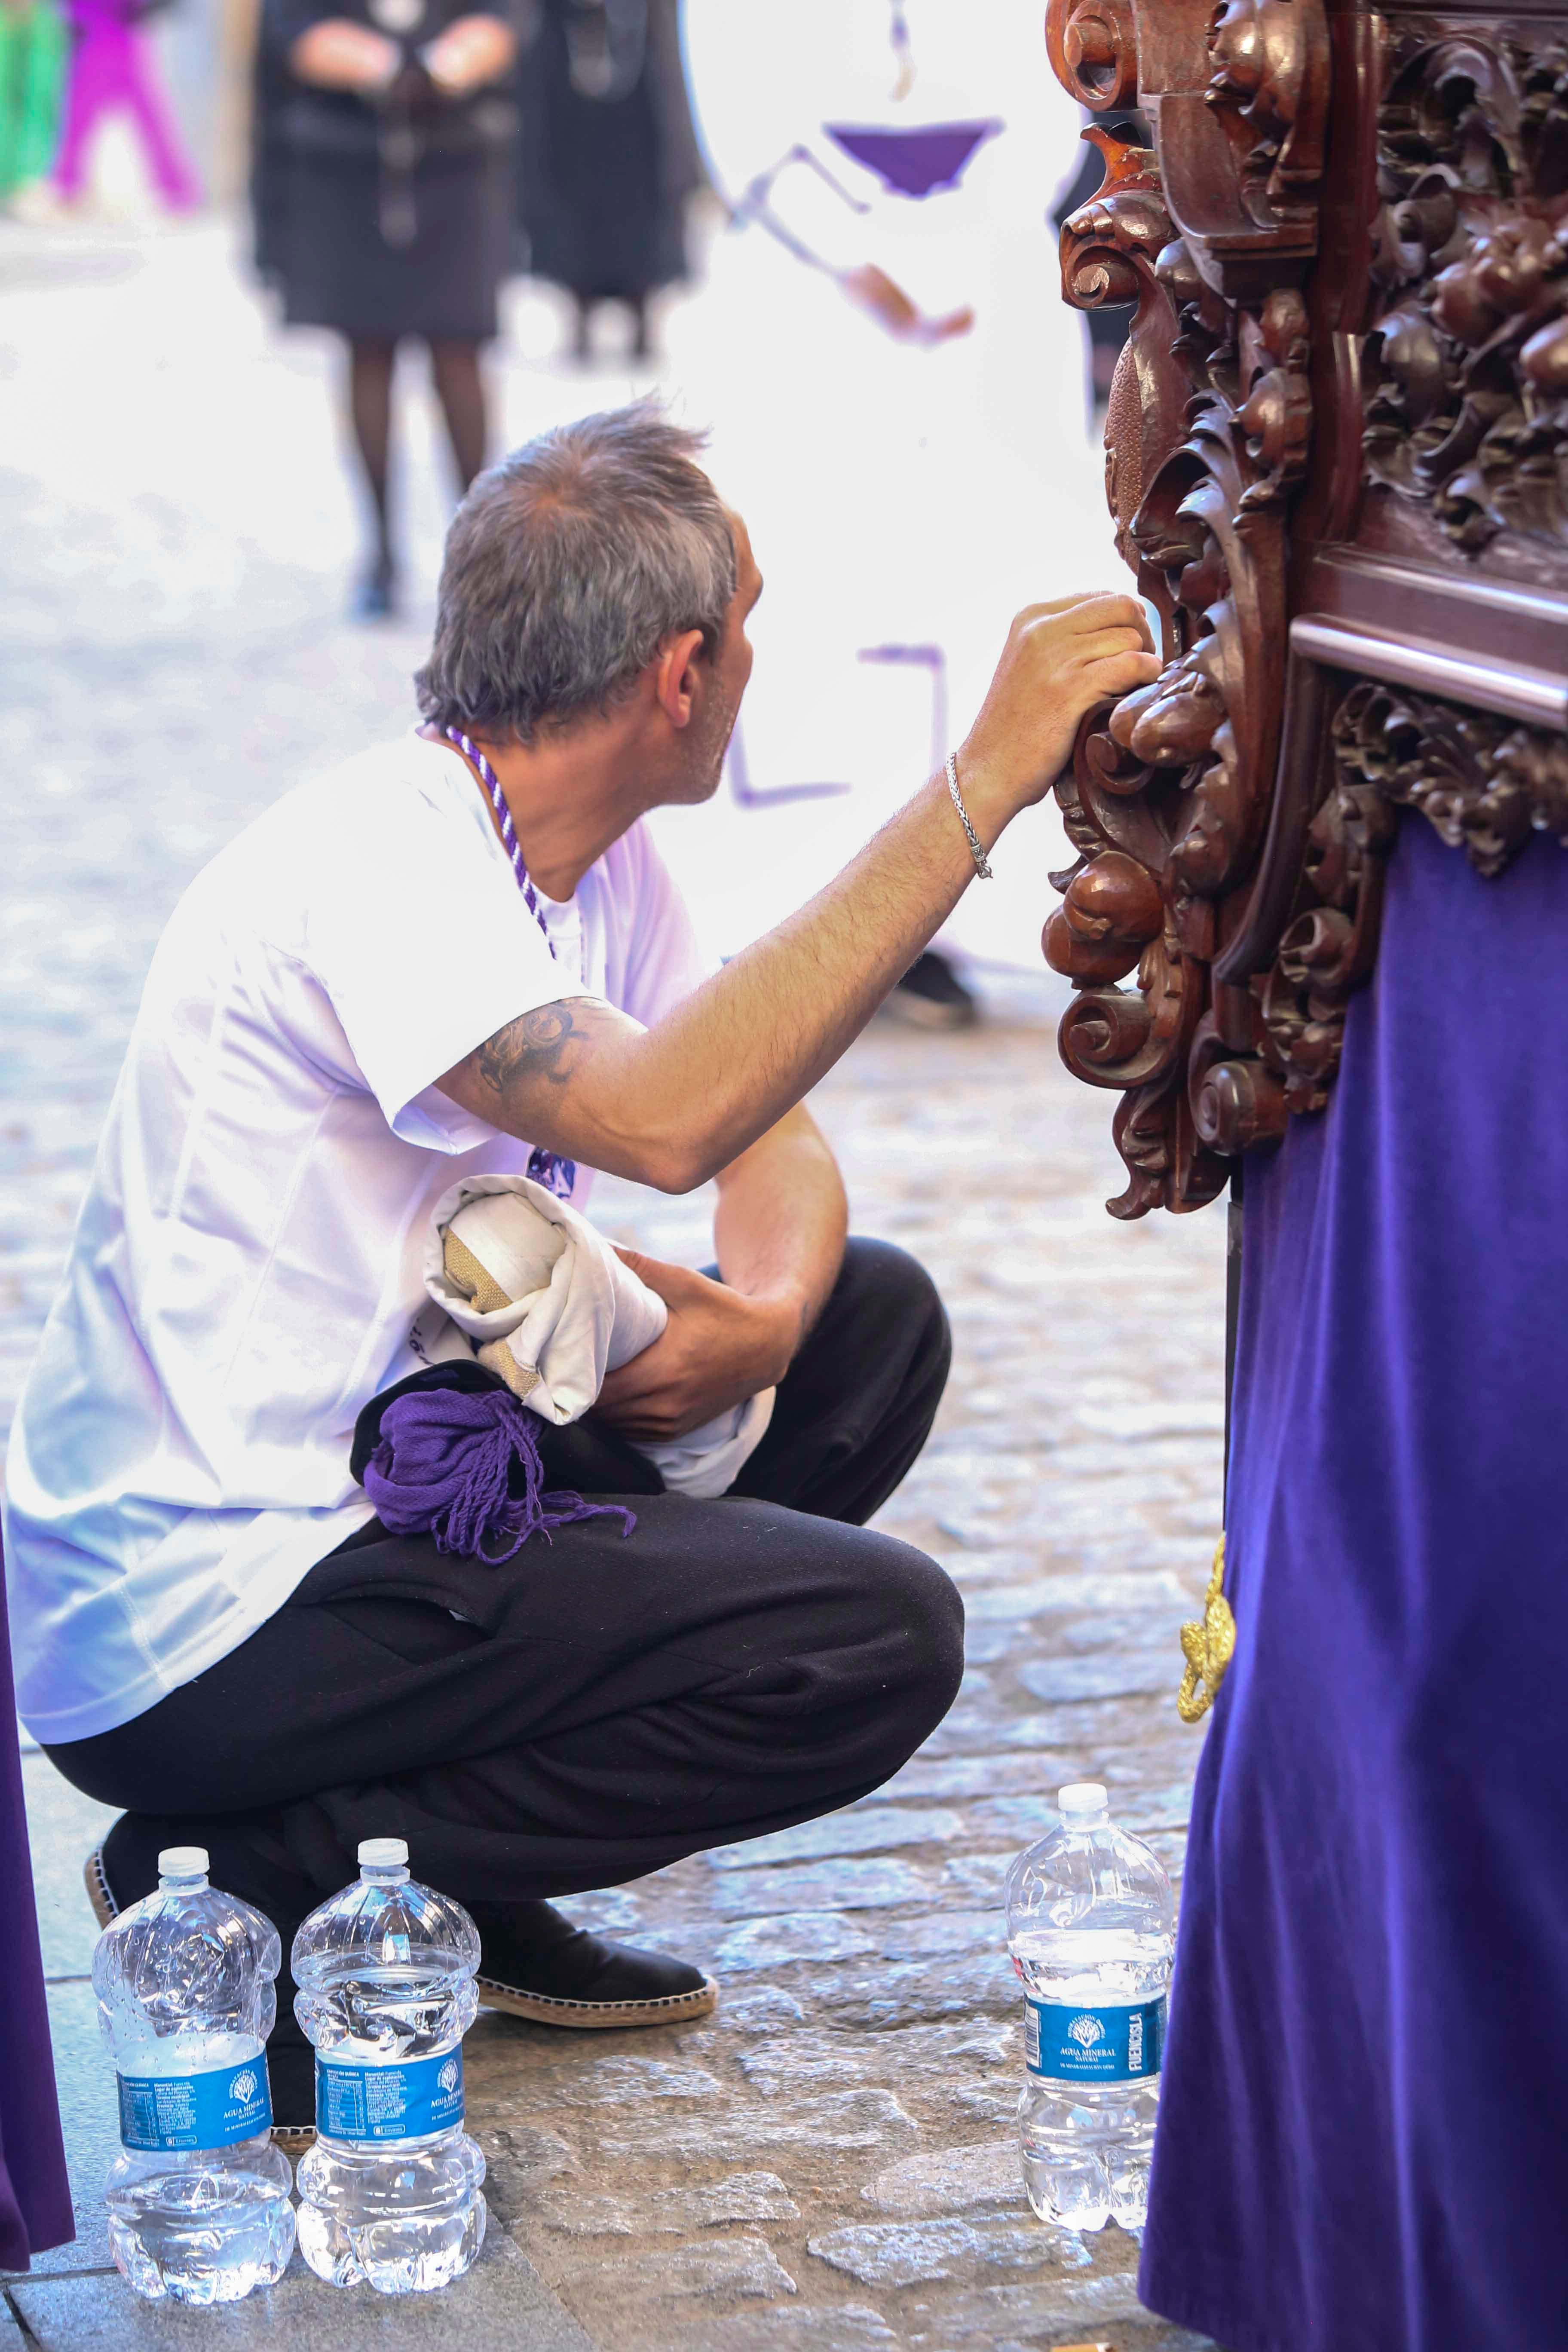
left=474, top=1002, right=583, bottom=1097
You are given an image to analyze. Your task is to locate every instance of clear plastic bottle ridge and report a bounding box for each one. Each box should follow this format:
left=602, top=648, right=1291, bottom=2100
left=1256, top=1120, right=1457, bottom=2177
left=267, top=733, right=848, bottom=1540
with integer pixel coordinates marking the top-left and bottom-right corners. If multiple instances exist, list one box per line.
left=292, top=1837, right=487, bottom=2294
left=1006, top=1782, right=1175, bottom=2236
left=92, top=1845, right=295, bottom=2304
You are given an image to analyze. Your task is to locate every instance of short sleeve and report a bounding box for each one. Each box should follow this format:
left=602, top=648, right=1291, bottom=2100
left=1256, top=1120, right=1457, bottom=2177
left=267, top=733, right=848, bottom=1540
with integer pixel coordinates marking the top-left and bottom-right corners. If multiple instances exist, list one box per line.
left=617, top=826, right=718, bottom=1030
left=299, top=775, right=574, bottom=1154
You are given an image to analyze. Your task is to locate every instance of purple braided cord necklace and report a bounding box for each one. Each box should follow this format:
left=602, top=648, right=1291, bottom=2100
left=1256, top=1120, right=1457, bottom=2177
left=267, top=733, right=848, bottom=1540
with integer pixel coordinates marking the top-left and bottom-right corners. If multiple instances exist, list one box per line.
left=444, top=724, right=578, bottom=1202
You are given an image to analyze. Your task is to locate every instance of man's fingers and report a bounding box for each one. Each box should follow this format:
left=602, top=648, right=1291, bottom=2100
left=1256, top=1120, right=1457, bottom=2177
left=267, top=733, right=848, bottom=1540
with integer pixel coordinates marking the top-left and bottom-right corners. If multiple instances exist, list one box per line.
left=1085, top=650, right=1164, bottom=696
left=604, top=1405, right=698, bottom=1441
left=1011, top=593, right=1103, bottom=620
left=1011, top=597, right=1147, bottom=644
left=597, top=1350, right=716, bottom=1439
left=1009, top=593, right=1155, bottom=660
left=598, top=1354, right=657, bottom=1405
left=609, top=1244, right=708, bottom=1308
left=1073, top=625, right=1157, bottom=664
left=1015, top=590, right=1136, bottom=621
left=1060, top=591, right=1151, bottom=643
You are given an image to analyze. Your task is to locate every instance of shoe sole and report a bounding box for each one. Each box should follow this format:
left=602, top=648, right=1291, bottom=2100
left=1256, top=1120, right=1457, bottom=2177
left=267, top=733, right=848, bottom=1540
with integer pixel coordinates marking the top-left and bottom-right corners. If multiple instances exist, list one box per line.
left=476, top=1972, right=719, bottom=2029
left=86, top=1847, right=315, bottom=2152
left=84, top=1846, right=116, bottom=1932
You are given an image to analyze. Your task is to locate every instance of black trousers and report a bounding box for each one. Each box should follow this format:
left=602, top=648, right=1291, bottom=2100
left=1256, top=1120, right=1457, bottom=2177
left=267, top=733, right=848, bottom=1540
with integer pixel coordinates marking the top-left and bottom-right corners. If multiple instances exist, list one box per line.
left=50, top=1239, right=962, bottom=1979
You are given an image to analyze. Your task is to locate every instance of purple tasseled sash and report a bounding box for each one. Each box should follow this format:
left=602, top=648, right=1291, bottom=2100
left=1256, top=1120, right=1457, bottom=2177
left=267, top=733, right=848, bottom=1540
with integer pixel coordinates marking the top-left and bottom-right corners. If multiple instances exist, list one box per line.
left=362, top=1388, right=635, bottom=1563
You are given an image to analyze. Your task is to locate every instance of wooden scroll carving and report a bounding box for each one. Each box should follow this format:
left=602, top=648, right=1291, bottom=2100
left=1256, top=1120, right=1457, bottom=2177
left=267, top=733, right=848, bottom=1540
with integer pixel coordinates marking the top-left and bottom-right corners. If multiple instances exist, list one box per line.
left=1044, top=0, right=1329, bottom=1216
left=1043, top=5, right=1568, bottom=1215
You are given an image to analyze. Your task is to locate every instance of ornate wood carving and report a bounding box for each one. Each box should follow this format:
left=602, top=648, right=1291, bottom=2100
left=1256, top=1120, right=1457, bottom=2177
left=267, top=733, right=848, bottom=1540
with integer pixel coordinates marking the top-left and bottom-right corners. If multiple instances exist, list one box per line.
left=1049, top=0, right=1331, bottom=294
left=1259, top=677, right=1568, bottom=1112
left=1044, top=0, right=1328, bottom=1216
left=1363, top=31, right=1568, bottom=555
left=1044, top=3, right=1568, bottom=1216
left=1055, top=126, right=1183, bottom=568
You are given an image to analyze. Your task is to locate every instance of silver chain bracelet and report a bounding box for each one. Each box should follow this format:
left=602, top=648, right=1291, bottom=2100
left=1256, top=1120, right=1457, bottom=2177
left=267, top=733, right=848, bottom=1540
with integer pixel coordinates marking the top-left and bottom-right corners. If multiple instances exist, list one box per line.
left=945, top=753, right=994, bottom=880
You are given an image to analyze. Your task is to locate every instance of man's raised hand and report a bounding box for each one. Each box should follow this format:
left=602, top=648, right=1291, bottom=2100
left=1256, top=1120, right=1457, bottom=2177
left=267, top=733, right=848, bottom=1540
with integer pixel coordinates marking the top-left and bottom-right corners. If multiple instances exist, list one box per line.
left=960, top=591, right=1162, bottom=825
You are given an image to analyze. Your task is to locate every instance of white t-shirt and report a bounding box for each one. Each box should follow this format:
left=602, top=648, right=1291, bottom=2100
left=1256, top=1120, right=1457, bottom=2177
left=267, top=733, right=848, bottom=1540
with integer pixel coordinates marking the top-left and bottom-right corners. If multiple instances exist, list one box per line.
left=3, top=736, right=711, bottom=1744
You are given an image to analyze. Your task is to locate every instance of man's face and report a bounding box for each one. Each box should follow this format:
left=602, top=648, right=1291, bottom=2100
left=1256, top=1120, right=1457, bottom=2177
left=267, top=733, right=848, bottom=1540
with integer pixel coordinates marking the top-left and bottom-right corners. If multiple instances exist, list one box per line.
left=670, top=511, right=762, bottom=805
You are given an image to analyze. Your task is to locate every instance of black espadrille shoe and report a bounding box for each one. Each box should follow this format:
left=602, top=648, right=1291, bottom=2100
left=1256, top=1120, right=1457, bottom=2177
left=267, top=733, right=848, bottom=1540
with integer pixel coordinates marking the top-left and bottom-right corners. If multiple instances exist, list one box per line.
left=469, top=1899, right=717, bottom=2029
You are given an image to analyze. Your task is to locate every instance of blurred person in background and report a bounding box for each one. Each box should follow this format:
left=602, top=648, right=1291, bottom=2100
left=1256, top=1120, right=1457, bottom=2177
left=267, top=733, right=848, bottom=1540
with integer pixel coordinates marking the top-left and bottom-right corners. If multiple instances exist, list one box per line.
left=516, top=0, right=698, bottom=365
left=254, top=0, right=522, bottom=617
left=51, top=0, right=196, bottom=209
left=0, top=0, right=67, bottom=211
left=665, top=0, right=1109, bottom=1025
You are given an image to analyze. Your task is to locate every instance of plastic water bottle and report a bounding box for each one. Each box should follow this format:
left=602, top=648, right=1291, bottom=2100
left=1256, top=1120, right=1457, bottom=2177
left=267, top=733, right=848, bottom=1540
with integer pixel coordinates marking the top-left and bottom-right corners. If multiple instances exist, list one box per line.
left=1006, top=1782, right=1175, bottom=2235
left=292, top=1838, right=487, bottom=2293
left=92, top=1845, right=294, bottom=2304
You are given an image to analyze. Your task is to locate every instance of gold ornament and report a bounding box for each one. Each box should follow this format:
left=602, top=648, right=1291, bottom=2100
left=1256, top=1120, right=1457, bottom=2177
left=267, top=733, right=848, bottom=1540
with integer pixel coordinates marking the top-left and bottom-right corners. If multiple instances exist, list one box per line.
left=1176, top=1534, right=1236, bottom=1723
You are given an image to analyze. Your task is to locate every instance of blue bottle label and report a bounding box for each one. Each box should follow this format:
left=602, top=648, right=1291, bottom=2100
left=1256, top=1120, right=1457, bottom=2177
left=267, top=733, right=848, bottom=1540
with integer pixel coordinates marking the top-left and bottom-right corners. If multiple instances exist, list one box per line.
left=315, top=2047, right=466, bottom=2143
left=116, top=2057, right=273, bottom=2151
left=1025, top=1994, right=1167, bottom=2082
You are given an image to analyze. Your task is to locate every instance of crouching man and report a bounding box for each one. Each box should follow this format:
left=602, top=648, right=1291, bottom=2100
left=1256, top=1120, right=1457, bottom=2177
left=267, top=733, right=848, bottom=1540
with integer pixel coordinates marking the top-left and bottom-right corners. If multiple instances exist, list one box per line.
left=4, top=406, right=1156, bottom=2129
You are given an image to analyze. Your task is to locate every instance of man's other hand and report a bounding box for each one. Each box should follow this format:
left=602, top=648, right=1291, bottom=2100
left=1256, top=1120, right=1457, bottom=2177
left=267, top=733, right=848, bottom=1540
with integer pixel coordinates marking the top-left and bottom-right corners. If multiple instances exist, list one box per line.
left=961, top=592, right=1163, bottom=824
left=595, top=1250, right=796, bottom=1441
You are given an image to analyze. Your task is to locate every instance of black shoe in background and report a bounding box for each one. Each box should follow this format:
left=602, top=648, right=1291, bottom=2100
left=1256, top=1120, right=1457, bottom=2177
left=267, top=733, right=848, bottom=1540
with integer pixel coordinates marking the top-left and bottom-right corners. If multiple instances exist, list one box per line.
left=350, top=554, right=397, bottom=622
left=886, top=950, right=979, bottom=1032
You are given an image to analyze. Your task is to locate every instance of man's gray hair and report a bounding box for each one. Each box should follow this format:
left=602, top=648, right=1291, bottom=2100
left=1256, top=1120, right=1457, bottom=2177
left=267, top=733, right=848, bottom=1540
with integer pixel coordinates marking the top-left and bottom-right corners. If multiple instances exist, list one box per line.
left=415, top=404, right=738, bottom=744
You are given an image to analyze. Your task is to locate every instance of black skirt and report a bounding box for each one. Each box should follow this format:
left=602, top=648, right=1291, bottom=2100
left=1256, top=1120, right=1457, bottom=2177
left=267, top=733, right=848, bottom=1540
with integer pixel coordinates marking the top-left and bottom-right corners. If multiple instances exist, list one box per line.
left=272, top=142, right=514, bottom=342
left=516, top=0, right=695, bottom=303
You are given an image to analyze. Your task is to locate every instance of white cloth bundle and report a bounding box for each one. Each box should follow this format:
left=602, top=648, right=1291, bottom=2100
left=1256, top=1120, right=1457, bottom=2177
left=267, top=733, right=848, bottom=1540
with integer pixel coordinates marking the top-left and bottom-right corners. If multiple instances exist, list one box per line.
left=414, top=1174, right=774, bottom=1500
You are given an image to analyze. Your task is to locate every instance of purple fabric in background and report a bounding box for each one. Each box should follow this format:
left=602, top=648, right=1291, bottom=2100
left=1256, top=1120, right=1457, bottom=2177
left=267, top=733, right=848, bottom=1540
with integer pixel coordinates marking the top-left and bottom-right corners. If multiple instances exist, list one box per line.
left=824, top=120, right=1002, bottom=200
left=1141, top=817, right=1568, bottom=2351
left=0, top=1538, right=74, bottom=2268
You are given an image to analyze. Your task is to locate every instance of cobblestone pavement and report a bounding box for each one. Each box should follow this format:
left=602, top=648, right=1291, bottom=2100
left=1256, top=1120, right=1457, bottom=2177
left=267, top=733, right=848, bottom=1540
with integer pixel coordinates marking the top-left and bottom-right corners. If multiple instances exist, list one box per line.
left=2, top=215, right=1228, bottom=2349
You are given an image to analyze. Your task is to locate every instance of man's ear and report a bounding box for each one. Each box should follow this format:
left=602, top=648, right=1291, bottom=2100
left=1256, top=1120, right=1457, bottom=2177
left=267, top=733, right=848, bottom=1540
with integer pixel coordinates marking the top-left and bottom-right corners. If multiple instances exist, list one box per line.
left=651, top=628, right=707, bottom=731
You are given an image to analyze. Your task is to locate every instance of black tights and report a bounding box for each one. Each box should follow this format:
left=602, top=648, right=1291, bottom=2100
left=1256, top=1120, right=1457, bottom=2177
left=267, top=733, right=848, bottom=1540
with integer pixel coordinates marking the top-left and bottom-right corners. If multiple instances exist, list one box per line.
left=346, top=335, right=488, bottom=581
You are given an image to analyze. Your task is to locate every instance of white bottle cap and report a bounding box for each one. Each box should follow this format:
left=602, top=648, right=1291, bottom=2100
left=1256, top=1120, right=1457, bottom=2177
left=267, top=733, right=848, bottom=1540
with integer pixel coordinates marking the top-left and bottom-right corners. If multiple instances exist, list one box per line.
left=158, top=1846, right=209, bottom=1876
left=1058, top=1782, right=1109, bottom=1817
left=358, top=1838, right=409, bottom=1869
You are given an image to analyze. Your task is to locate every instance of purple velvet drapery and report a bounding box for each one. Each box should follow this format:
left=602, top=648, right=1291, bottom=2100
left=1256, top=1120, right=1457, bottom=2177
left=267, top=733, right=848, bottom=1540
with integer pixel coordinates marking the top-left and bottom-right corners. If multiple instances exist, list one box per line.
left=0, top=1536, right=73, bottom=2269
left=1141, top=818, right=1568, bottom=2352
